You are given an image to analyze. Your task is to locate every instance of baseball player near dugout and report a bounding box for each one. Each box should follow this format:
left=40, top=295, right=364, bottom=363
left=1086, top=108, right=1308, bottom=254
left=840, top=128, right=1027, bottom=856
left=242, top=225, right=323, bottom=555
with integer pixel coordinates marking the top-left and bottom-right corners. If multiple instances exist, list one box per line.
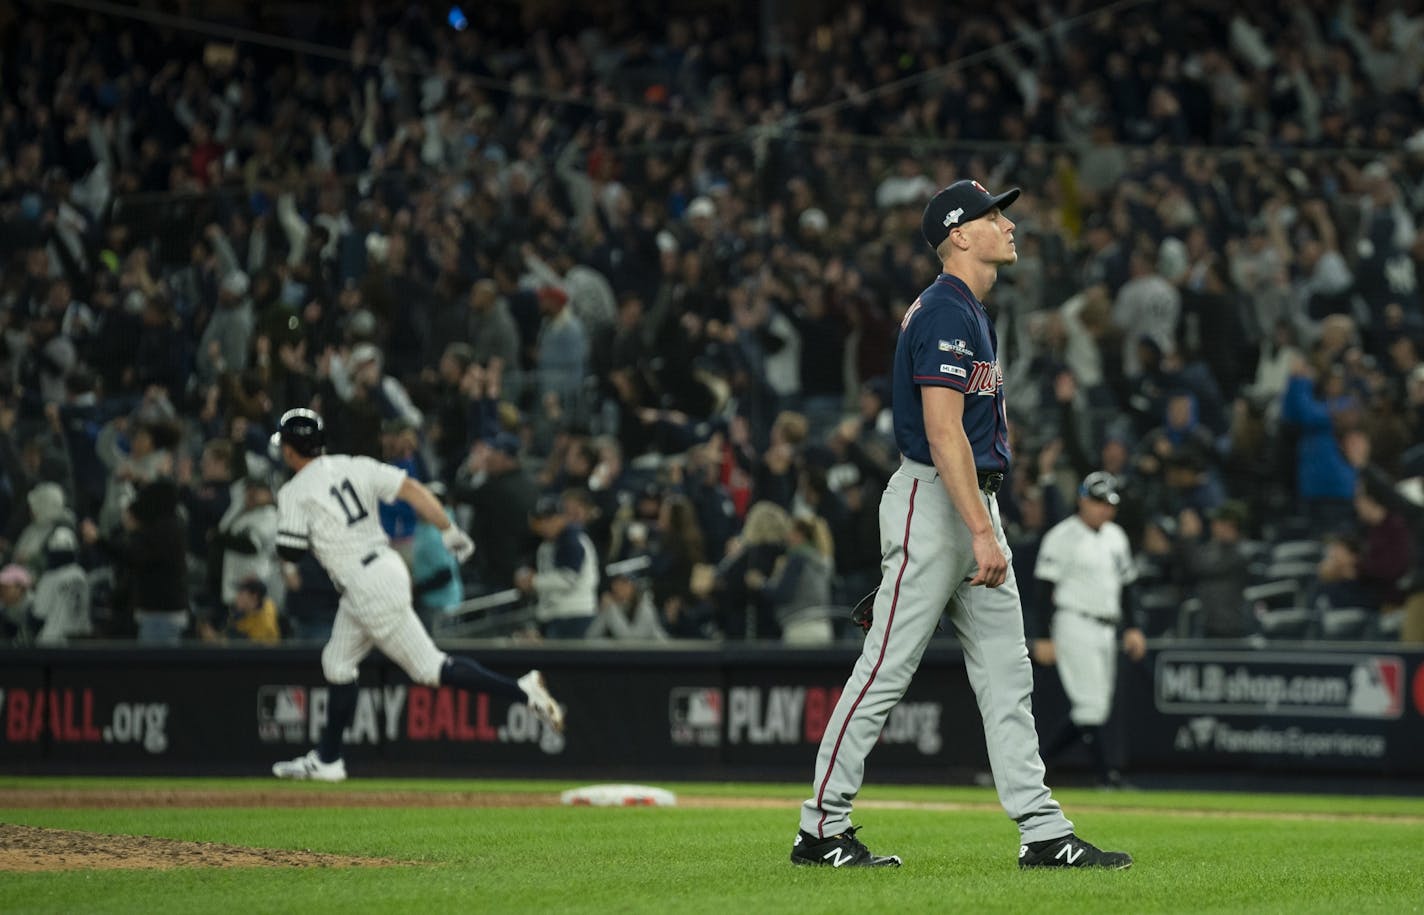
left=1031, top=471, right=1147, bottom=788
left=791, top=181, right=1132, bottom=870
left=268, top=408, right=564, bottom=782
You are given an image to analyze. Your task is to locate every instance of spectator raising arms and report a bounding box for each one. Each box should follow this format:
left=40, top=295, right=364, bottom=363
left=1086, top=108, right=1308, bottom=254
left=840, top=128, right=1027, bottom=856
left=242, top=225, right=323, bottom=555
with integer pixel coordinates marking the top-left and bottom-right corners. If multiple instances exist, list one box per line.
left=0, top=1, right=1421, bottom=646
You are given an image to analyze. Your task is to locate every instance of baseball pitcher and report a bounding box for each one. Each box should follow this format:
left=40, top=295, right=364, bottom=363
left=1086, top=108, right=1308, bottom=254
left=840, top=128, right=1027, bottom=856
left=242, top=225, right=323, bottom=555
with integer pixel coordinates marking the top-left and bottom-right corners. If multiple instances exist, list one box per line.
left=791, top=181, right=1132, bottom=870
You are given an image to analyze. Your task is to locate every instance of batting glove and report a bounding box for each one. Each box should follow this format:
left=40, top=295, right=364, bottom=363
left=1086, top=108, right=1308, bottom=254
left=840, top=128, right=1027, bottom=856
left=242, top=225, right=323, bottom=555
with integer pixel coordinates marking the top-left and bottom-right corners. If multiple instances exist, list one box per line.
left=441, top=525, right=476, bottom=563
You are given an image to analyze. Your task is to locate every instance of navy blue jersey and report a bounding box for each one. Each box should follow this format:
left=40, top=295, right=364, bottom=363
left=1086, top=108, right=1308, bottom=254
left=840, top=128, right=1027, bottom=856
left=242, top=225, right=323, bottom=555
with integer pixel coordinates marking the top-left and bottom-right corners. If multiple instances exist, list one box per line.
left=891, top=273, right=1011, bottom=470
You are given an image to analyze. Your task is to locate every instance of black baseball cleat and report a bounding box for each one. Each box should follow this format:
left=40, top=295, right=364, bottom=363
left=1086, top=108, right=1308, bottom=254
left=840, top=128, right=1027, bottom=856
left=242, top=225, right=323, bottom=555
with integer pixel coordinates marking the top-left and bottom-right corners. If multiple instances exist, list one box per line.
left=1018, top=834, right=1132, bottom=870
left=791, top=827, right=902, bottom=868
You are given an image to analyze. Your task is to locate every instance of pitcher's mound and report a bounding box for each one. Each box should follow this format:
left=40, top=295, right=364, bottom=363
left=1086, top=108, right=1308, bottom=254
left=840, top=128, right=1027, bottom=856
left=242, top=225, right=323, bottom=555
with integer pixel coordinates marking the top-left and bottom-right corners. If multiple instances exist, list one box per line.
left=0, top=823, right=399, bottom=872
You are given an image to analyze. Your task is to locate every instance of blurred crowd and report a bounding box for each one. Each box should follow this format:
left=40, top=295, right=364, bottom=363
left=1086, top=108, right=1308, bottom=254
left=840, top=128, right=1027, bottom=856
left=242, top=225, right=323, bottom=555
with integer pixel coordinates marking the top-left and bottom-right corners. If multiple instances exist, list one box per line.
left=1, top=0, right=1422, bottom=647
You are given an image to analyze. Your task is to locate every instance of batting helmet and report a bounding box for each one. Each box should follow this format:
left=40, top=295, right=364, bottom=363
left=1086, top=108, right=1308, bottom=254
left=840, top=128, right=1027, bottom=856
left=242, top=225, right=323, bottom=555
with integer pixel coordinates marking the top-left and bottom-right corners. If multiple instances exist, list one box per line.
left=278, top=408, right=325, bottom=457
left=1079, top=471, right=1121, bottom=505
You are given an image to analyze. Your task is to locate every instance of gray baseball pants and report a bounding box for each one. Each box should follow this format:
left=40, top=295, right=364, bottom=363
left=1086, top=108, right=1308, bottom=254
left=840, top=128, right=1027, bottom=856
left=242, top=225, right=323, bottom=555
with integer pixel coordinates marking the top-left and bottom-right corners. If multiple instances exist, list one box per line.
left=800, top=458, right=1072, bottom=843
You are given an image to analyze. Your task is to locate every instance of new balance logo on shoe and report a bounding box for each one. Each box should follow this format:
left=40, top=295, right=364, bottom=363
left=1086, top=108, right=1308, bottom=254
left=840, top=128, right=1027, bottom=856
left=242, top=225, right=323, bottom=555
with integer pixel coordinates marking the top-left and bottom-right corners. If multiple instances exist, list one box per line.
left=789, top=827, right=902, bottom=868
left=1018, top=833, right=1132, bottom=870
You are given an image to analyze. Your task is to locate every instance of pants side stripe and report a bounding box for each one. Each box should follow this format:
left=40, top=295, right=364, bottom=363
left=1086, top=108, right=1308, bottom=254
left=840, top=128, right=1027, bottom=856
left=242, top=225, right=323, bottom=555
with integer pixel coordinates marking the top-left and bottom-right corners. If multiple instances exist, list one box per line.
left=814, top=477, right=918, bottom=837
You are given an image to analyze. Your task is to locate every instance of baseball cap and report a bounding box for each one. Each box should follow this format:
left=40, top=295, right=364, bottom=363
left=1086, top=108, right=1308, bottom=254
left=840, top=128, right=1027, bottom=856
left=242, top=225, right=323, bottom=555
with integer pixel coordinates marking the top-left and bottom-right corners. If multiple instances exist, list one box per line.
left=799, top=207, right=829, bottom=233
left=1079, top=471, right=1121, bottom=505
left=0, top=564, right=32, bottom=588
left=921, top=179, right=1021, bottom=250
left=1362, top=161, right=1390, bottom=182
left=348, top=310, right=378, bottom=339
left=530, top=494, right=563, bottom=519
left=46, top=526, right=79, bottom=553
left=221, top=271, right=250, bottom=298
left=685, top=197, right=716, bottom=220
left=1210, top=500, right=1248, bottom=527
left=349, top=343, right=382, bottom=367
left=489, top=431, right=521, bottom=458
left=537, top=285, right=569, bottom=306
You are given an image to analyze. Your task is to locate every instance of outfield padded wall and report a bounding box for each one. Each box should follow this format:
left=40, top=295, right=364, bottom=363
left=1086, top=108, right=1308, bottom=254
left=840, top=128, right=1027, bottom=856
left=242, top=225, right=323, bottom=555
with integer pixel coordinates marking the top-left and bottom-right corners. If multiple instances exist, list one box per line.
left=0, top=644, right=1421, bottom=779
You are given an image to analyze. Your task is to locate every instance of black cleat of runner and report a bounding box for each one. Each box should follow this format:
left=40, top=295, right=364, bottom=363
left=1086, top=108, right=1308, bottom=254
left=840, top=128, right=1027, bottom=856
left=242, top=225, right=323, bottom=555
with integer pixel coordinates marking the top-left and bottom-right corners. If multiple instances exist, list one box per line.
left=791, top=827, right=903, bottom=868
left=1018, top=834, right=1132, bottom=870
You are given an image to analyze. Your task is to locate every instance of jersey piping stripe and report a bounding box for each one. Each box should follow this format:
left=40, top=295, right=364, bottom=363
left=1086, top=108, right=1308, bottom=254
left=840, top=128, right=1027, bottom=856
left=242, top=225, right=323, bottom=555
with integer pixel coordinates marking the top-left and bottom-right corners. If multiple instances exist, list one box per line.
left=911, top=374, right=967, bottom=390
left=814, top=476, right=918, bottom=837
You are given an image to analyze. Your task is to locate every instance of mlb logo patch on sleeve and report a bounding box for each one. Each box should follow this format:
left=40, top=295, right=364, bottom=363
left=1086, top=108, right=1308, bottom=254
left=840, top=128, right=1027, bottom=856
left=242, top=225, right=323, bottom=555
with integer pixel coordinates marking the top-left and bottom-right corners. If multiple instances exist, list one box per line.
left=940, top=363, right=967, bottom=377
left=938, top=339, right=974, bottom=356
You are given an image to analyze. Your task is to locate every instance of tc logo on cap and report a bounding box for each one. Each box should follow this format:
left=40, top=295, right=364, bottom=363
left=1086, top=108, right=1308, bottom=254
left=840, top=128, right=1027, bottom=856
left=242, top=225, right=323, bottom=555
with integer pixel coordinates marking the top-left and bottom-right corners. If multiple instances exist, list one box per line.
left=921, top=180, right=1021, bottom=251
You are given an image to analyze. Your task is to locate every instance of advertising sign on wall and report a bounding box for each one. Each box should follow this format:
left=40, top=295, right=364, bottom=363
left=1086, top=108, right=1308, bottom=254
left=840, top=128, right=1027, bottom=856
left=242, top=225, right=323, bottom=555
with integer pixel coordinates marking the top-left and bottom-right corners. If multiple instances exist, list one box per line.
left=3, top=646, right=1422, bottom=779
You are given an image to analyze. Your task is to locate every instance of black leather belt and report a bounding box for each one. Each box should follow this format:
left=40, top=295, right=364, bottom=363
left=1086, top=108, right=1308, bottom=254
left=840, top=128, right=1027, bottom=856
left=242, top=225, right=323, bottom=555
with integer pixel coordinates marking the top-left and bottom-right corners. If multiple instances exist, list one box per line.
left=361, top=551, right=379, bottom=566
left=1064, top=608, right=1117, bottom=627
left=977, top=471, right=1005, bottom=495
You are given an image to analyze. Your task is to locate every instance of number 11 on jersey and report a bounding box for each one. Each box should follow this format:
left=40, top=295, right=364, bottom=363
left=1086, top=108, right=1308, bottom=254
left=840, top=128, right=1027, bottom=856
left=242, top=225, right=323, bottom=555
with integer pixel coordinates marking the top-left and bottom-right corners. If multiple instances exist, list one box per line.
left=330, top=479, right=368, bottom=525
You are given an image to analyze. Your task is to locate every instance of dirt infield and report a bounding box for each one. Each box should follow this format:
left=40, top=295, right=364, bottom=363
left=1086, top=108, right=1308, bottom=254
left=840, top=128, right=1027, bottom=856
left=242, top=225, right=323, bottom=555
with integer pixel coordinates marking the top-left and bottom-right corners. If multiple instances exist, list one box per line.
left=0, top=789, right=561, bottom=872
left=0, top=788, right=562, bottom=809
left=0, top=823, right=399, bottom=872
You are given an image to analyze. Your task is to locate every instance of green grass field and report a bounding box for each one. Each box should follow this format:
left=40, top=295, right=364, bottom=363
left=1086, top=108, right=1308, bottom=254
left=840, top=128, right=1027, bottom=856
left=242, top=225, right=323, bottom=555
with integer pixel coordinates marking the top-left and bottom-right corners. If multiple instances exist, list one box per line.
left=2, top=777, right=1423, bottom=914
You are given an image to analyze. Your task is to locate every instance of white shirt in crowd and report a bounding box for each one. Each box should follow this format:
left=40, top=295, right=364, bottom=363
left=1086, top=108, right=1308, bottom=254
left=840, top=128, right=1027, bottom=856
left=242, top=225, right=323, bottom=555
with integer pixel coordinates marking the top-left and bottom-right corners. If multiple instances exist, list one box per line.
left=1112, top=273, right=1180, bottom=376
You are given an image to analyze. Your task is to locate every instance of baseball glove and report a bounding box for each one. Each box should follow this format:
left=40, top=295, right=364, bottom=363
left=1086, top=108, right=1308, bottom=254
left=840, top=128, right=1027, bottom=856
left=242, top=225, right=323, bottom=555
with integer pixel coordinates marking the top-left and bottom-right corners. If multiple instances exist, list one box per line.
left=850, top=587, right=878, bottom=634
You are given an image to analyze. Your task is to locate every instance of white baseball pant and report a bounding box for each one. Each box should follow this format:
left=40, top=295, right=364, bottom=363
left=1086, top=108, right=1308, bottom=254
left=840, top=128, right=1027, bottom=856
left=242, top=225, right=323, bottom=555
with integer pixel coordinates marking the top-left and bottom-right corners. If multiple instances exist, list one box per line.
left=1049, top=611, right=1117, bottom=726
left=322, top=549, right=446, bottom=686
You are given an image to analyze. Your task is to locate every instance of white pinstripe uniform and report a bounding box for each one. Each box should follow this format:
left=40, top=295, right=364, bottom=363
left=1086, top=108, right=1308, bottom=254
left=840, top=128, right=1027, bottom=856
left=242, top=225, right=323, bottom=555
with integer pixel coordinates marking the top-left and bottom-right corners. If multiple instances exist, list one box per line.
left=276, top=454, right=447, bottom=686
left=1034, top=515, right=1135, bottom=726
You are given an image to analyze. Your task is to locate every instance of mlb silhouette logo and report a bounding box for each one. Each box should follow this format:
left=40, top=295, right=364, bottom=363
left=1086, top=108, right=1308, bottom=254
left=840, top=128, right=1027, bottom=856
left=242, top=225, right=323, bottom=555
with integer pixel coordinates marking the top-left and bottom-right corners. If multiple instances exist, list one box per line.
left=256, top=685, right=309, bottom=742
left=1349, top=658, right=1404, bottom=717
left=669, top=687, right=723, bottom=746
left=971, top=180, right=988, bottom=194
